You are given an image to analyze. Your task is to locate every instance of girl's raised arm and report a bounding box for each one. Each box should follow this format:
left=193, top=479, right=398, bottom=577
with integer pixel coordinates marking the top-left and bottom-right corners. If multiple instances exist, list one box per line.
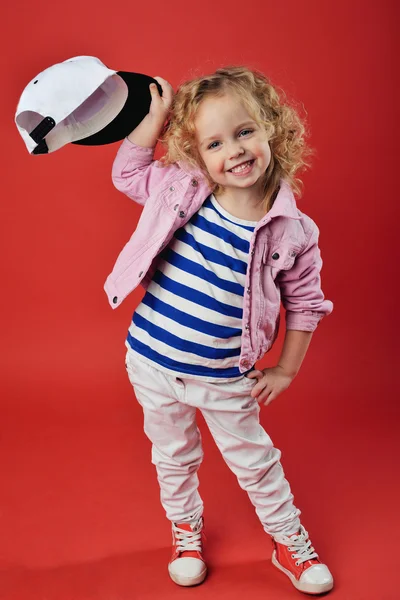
left=111, top=77, right=177, bottom=205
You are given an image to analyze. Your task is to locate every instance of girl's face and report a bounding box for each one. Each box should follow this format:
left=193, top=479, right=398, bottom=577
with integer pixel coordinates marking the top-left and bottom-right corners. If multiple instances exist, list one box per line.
left=194, top=93, right=271, bottom=192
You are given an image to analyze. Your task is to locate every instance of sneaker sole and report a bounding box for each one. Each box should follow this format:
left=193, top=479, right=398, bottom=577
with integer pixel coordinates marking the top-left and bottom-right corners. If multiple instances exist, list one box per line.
left=168, top=565, right=207, bottom=587
left=271, top=551, right=333, bottom=595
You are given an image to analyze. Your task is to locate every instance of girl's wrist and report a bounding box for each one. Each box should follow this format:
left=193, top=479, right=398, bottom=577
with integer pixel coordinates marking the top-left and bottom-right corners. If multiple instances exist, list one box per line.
left=127, top=113, right=166, bottom=148
left=276, top=364, right=298, bottom=380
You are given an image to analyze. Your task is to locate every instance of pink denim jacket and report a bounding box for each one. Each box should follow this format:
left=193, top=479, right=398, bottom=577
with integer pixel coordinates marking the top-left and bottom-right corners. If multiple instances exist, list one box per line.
left=105, top=138, right=333, bottom=373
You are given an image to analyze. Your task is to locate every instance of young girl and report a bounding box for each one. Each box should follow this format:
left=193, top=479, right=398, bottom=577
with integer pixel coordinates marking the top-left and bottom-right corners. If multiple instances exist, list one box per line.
left=104, top=66, right=334, bottom=594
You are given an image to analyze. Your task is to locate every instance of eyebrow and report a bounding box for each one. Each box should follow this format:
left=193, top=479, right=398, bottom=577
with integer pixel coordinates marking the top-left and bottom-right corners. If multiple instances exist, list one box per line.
left=201, top=121, right=256, bottom=147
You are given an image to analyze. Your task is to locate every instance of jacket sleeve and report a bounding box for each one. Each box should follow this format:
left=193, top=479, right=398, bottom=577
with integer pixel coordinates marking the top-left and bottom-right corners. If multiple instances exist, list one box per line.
left=278, top=219, right=334, bottom=332
left=111, top=138, right=176, bottom=206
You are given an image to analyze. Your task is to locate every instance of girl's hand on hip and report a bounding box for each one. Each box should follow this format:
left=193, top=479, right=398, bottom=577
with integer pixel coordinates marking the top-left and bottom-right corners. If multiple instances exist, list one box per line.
left=149, top=76, right=174, bottom=122
left=245, top=366, right=294, bottom=407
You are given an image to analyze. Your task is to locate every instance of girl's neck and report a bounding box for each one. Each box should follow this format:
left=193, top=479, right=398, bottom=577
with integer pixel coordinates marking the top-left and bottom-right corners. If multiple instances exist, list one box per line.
left=213, top=187, right=268, bottom=221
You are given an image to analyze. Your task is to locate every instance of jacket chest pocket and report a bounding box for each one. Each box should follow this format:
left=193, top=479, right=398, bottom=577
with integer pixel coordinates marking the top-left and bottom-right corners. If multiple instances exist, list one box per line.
left=262, top=242, right=299, bottom=272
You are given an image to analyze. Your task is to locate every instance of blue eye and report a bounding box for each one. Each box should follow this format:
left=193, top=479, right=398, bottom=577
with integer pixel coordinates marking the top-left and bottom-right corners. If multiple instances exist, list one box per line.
left=207, top=129, right=253, bottom=150
left=239, top=129, right=253, bottom=137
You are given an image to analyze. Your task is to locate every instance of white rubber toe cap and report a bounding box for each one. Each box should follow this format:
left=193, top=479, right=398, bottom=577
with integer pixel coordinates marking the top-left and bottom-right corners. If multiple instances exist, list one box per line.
left=299, top=564, right=334, bottom=593
left=168, top=557, right=207, bottom=587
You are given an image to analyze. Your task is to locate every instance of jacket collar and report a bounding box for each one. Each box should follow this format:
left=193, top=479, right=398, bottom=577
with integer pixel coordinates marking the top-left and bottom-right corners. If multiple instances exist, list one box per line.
left=178, top=159, right=210, bottom=184
left=262, top=179, right=302, bottom=221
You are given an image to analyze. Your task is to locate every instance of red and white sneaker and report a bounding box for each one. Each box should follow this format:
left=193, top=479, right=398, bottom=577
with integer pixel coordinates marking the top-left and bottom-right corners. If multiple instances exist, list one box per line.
left=168, top=515, right=207, bottom=587
left=272, top=525, right=334, bottom=594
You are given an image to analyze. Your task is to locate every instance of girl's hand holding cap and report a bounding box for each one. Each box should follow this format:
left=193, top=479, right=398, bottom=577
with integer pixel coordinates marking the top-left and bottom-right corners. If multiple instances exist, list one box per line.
left=149, top=76, right=174, bottom=122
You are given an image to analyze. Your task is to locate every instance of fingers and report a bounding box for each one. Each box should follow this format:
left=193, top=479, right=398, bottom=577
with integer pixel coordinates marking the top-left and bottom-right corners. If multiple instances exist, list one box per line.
left=151, top=76, right=163, bottom=94
left=247, top=370, right=264, bottom=391
left=245, top=369, right=263, bottom=380
left=149, top=78, right=173, bottom=121
left=153, top=76, right=171, bottom=87
left=263, top=393, right=274, bottom=407
left=250, top=375, right=272, bottom=403
left=251, top=382, right=267, bottom=399
left=149, top=82, right=160, bottom=96
left=256, top=387, right=273, bottom=405
left=247, top=368, right=288, bottom=407
left=152, top=76, right=174, bottom=101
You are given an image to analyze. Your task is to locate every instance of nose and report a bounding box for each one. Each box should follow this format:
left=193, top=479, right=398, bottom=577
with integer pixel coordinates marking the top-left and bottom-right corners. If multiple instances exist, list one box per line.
left=227, top=140, right=245, bottom=159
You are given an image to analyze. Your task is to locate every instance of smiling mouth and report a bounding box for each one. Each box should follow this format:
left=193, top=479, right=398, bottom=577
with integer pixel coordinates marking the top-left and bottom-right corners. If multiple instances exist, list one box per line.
left=227, top=159, right=255, bottom=173
left=227, top=160, right=255, bottom=173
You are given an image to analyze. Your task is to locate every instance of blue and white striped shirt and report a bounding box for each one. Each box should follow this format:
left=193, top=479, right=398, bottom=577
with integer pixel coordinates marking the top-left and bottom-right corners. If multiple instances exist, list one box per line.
left=126, top=194, right=258, bottom=381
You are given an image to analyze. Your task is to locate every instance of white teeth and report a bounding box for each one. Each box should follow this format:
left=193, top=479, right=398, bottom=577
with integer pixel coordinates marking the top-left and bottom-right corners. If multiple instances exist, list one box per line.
left=230, top=160, right=253, bottom=173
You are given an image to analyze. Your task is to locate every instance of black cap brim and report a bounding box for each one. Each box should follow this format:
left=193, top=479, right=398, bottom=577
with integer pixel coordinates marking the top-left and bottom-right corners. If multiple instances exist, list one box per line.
left=71, top=72, right=163, bottom=146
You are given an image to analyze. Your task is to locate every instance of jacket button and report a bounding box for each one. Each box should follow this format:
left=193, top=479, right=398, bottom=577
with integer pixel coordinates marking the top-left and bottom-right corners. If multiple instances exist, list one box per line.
left=245, top=324, right=250, bottom=330
left=174, top=204, right=179, bottom=211
left=112, top=296, right=118, bottom=304
left=272, top=252, right=280, bottom=260
left=247, top=287, right=251, bottom=294
left=169, top=186, right=175, bottom=191
left=191, top=179, right=198, bottom=186
left=251, top=249, right=255, bottom=256
left=179, top=210, right=186, bottom=218
left=138, top=271, right=143, bottom=277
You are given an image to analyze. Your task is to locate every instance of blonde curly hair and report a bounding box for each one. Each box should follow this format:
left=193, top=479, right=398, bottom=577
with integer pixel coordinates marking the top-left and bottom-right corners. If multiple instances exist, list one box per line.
left=159, top=65, right=314, bottom=212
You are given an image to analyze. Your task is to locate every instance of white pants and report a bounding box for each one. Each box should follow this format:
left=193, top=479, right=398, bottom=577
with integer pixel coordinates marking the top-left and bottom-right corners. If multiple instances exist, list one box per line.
left=125, top=349, right=301, bottom=536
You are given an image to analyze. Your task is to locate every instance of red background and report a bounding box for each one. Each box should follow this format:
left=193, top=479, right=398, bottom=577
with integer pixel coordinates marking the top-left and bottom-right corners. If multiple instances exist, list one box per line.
left=0, top=1, right=398, bottom=598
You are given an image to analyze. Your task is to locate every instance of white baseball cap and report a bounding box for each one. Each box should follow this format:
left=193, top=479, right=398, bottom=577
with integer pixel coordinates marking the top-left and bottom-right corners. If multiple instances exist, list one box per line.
left=15, top=55, right=161, bottom=154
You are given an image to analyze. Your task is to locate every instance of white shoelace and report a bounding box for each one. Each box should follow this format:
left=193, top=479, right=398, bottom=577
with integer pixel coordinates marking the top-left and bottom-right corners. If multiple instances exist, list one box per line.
left=172, top=518, right=203, bottom=553
left=274, top=525, right=319, bottom=566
